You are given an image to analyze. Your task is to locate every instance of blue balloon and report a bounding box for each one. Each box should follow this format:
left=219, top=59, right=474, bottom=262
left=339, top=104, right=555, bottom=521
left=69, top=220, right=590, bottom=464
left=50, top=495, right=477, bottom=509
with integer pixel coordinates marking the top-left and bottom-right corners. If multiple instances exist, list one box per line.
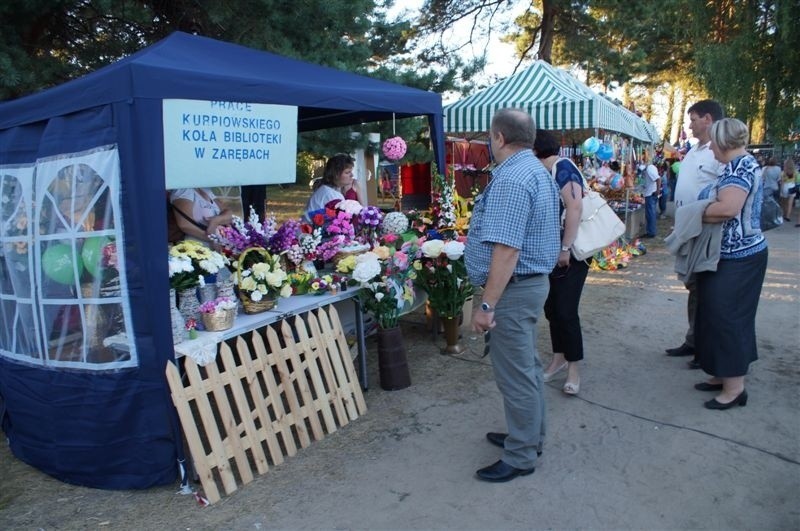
left=582, top=137, right=600, bottom=155
left=596, top=143, right=614, bottom=161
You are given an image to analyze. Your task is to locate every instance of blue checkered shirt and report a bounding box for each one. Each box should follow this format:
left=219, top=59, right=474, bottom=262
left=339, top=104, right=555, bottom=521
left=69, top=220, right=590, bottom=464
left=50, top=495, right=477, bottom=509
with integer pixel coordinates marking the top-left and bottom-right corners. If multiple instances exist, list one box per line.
left=465, top=150, right=560, bottom=287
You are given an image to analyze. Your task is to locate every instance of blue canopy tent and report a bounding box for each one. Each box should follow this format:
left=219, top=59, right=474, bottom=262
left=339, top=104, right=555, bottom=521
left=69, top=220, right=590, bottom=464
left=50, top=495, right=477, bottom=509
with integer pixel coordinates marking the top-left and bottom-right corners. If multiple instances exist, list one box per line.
left=0, top=31, right=445, bottom=489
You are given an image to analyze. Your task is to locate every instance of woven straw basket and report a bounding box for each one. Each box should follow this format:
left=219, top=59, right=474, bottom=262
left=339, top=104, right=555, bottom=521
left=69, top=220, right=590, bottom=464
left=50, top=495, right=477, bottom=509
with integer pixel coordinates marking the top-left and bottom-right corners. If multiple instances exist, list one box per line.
left=237, top=246, right=277, bottom=314
left=201, top=308, right=236, bottom=331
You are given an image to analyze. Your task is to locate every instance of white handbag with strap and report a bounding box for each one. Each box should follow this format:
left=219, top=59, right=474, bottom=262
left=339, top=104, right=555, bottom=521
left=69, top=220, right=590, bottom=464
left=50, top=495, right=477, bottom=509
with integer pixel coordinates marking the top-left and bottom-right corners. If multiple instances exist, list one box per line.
left=552, top=158, right=626, bottom=260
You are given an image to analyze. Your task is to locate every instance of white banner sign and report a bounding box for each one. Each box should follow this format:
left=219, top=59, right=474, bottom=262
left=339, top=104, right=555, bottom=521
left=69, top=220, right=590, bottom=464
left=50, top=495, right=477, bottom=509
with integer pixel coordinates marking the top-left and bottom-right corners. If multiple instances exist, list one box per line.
left=163, top=99, right=298, bottom=189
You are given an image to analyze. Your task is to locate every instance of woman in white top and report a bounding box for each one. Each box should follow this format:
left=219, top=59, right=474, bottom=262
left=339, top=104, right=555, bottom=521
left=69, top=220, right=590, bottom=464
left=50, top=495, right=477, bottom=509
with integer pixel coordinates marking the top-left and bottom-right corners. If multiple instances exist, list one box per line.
left=304, top=154, right=355, bottom=220
left=170, top=188, right=233, bottom=243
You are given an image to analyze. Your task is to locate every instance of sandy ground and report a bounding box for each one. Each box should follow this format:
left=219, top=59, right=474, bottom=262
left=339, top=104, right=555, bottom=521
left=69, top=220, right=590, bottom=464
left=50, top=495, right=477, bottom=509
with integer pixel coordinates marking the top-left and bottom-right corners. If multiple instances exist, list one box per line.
left=1, top=216, right=799, bottom=530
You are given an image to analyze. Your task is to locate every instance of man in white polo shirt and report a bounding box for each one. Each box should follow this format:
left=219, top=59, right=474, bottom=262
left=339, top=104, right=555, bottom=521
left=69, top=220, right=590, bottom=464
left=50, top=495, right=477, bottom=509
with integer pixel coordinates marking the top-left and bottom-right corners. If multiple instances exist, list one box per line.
left=666, top=100, right=725, bottom=369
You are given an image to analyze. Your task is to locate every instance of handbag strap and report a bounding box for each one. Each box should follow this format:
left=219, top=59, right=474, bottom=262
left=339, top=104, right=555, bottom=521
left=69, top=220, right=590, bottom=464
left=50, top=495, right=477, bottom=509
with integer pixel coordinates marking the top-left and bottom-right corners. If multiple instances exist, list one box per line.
left=170, top=202, right=209, bottom=231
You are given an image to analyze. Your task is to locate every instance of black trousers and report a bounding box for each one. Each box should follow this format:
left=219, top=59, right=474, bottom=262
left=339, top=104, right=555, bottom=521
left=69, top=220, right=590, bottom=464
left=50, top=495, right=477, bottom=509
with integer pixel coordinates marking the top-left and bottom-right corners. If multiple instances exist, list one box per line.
left=544, top=257, right=590, bottom=362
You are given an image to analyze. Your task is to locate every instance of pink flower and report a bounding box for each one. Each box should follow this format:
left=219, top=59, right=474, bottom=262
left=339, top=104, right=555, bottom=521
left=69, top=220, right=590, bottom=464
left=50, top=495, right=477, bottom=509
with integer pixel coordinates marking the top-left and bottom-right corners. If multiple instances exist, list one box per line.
left=393, top=251, right=408, bottom=270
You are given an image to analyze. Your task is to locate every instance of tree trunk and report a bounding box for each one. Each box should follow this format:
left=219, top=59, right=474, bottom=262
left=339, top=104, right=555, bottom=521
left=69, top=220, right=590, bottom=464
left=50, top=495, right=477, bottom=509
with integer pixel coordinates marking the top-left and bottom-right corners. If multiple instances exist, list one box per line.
left=662, top=85, right=675, bottom=144
left=537, top=0, right=558, bottom=63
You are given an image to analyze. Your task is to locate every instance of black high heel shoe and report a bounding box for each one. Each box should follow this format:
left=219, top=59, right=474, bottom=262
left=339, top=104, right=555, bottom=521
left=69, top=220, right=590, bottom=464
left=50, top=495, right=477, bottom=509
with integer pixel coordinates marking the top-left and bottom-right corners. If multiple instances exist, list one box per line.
left=704, top=389, right=748, bottom=410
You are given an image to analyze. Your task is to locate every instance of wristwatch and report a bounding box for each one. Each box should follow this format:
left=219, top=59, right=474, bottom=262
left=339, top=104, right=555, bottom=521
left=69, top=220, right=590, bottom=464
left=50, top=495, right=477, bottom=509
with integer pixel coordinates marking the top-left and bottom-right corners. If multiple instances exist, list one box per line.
left=480, top=301, right=494, bottom=312
left=561, top=245, right=571, bottom=252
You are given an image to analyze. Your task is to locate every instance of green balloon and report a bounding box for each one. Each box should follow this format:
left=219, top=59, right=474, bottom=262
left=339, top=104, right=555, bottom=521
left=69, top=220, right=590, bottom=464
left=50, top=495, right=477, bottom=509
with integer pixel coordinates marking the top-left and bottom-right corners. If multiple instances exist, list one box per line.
left=81, top=236, right=111, bottom=278
left=671, top=161, right=681, bottom=175
left=42, top=243, right=83, bottom=285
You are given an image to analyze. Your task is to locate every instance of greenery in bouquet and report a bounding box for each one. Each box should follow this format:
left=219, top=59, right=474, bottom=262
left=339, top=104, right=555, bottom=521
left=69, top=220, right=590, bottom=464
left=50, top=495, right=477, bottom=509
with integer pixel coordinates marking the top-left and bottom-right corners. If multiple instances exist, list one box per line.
left=212, top=206, right=277, bottom=265
left=168, top=240, right=228, bottom=291
left=236, top=248, right=292, bottom=303
left=352, top=238, right=418, bottom=330
left=413, top=237, right=473, bottom=319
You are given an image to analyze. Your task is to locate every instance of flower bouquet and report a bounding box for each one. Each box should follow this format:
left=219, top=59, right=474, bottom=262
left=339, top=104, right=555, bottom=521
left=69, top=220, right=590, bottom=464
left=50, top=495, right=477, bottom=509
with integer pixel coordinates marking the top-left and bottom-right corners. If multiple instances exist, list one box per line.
left=168, top=240, right=228, bottom=291
left=352, top=239, right=417, bottom=330
left=413, top=237, right=473, bottom=319
left=212, top=206, right=277, bottom=265
left=308, top=273, right=346, bottom=295
left=198, top=296, right=238, bottom=331
left=235, top=247, right=292, bottom=314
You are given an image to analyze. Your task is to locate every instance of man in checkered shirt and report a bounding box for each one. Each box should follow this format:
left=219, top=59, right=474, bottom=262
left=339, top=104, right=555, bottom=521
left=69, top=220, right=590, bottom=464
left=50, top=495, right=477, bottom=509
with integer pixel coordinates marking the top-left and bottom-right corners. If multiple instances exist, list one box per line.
left=465, top=108, right=560, bottom=483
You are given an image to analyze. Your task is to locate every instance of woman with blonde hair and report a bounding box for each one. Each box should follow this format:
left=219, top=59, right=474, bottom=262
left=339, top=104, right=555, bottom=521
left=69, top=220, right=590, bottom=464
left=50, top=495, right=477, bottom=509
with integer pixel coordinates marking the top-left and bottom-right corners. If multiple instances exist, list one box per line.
left=779, top=158, right=797, bottom=221
left=694, top=118, right=767, bottom=410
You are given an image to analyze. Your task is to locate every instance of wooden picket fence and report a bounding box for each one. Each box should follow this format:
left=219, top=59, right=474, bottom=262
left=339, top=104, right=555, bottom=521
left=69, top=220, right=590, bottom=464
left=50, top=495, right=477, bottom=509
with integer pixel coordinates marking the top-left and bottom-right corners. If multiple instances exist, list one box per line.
left=165, top=304, right=367, bottom=504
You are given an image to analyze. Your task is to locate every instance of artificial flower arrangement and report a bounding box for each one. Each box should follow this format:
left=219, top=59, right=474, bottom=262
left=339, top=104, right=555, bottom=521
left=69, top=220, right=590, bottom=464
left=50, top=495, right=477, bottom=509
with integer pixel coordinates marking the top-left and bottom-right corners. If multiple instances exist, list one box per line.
left=288, top=271, right=314, bottom=295
left=235, top=247, right=292, bottom=312
left=308, top=273, right=345, bottom=295
left=381, top=211, right=409, bottom=236
left=430, top=167, right=457, bottom=231
left=212, top=205, right=277, bottom=265
left=198, top=296, right=238, bottom=331
left=351, top=236, right=418, bottom=330
left=382, top=136, right=407, bottom=161
left=168, top=240, right=228, bottom=291
left=413, top=236, right=474, bottom=319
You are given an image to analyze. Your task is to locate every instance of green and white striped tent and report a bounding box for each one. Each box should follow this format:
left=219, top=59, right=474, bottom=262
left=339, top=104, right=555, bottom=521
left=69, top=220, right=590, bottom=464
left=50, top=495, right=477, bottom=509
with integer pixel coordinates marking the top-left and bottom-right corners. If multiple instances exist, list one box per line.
left=445, top=60, right=658, bottom=143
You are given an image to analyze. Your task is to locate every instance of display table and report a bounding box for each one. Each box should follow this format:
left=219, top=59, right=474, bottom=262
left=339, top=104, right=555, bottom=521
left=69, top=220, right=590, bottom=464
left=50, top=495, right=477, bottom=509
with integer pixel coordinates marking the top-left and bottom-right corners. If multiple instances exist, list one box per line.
left=174, top=289, right=369, bottom=389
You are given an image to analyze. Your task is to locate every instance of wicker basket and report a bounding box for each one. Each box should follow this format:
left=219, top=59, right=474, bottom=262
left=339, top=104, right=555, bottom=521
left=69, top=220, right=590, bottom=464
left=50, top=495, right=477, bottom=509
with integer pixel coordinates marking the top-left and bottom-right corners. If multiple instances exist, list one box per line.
left=331, top=243, right=370, bottom=268
left=237, top=246, right=278, bottom=314
left=201, top=308, right=236, bottom=331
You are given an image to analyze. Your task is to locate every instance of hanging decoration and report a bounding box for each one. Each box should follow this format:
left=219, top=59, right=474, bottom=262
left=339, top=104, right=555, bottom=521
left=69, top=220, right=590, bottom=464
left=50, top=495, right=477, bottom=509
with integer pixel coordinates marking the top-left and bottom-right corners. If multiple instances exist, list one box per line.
left=382, top=136, right=407, bottom=161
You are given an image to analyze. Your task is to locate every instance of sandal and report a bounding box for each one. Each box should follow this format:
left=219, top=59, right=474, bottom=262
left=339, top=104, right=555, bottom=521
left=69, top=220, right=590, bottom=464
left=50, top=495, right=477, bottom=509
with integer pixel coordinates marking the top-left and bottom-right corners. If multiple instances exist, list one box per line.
left=562, top=381, right=580, bottom=395
left=543, top=361, right=567, bottom=382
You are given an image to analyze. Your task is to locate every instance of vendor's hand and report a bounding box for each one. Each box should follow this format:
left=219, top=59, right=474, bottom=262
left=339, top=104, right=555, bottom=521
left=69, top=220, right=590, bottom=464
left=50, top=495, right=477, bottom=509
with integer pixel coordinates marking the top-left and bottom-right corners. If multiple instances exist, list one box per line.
left=471, top=310, right=496, bottom=334
left=557, top=250, right=571, bottom=268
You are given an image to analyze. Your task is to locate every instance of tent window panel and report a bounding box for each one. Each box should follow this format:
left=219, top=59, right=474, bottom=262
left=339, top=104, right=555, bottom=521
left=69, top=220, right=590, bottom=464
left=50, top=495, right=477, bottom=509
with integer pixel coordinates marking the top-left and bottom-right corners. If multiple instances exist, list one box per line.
left=0, top=146, right=138, bottom=369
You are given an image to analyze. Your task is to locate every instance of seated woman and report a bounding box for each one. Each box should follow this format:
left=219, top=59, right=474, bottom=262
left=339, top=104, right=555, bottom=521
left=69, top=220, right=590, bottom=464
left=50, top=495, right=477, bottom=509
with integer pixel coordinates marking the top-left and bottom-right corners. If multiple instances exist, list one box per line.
left=304, top=153, right=355, bottom=220
left=170, top=187, right=233, bottom=243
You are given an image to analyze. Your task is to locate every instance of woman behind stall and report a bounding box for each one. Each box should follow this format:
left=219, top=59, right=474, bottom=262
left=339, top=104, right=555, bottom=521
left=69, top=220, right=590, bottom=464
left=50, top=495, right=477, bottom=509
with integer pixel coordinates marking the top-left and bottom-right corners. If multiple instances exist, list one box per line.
left=304, top=153, right=355, bottom=220
left=170, top=187, right=233, bottom=243
left=533, top=130, right=588, bottom=396
left=694, top=118, right=767, bottom=410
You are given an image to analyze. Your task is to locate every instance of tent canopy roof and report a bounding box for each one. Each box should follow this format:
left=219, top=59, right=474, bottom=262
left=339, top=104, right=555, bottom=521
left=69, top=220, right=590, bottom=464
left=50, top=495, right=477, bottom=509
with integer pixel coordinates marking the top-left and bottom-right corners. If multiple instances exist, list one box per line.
left=0, top=31, right=442, bottom=132
left=445, top=60, right=659, bottom=143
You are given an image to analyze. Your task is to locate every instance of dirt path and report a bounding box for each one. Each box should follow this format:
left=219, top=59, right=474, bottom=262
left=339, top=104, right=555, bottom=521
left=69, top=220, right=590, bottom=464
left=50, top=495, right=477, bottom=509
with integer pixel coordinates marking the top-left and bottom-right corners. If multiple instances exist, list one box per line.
left=2, top=218, right=799, bottom=530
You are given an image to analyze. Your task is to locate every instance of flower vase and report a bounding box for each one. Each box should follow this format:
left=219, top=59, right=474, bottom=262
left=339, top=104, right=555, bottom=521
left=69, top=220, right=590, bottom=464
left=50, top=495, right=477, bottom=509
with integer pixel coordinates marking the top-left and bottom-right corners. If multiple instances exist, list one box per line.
left=376, top=326, right=411, bottom=391
left=216, top=277, right=235, bottom=299
left=441, top=315, right=465, bottom=354
left=169, top=288, right=185, bottom=345
left=178, top=287, right=201, bottom=324
left=199, top=284, right=216, bottom=304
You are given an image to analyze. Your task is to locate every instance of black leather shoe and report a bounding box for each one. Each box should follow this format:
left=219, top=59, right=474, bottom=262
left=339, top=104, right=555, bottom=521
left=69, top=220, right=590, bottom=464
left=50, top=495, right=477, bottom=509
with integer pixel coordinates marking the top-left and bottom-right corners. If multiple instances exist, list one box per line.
left=687, top=359, right=701, bottom=370
left=704, top=390, right=748, bottom=410
left=694, top=382, right=723, bottom=392
left=475, top=460, right=535, bottom=483
left=485, top=432, right=543, bottom=456
left=666, top=344, right=694, bottom=357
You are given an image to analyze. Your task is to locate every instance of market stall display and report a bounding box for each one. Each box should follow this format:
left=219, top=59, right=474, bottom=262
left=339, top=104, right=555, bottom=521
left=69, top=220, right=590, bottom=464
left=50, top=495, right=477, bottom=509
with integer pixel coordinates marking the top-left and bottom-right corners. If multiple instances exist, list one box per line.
left=0, top=31, right=444, bottom=490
